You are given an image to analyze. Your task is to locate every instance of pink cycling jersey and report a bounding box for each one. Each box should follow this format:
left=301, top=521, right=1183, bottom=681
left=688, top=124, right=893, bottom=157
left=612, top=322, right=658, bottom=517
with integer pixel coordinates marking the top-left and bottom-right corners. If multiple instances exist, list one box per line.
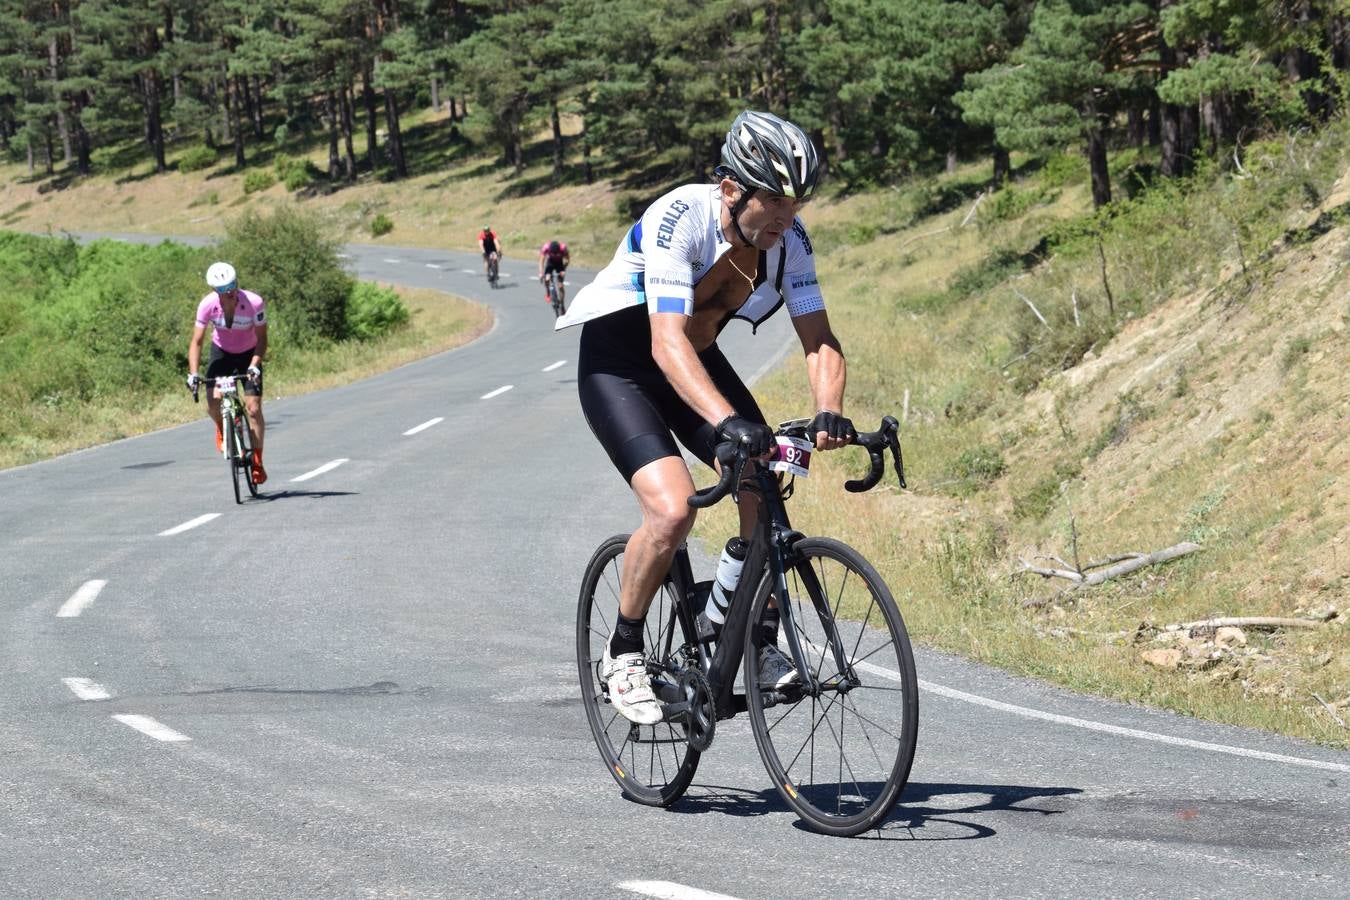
left=195, top=289, right=266, bottom=354
left=541, top=242, right=568, bottom=262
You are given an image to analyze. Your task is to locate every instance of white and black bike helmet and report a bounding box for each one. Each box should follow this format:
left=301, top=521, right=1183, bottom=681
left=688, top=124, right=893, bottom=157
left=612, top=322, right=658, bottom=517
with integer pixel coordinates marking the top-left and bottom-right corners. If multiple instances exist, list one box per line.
left=719, top=110, right=820, bottom=201
left=205, top=261, right=237, bottom=290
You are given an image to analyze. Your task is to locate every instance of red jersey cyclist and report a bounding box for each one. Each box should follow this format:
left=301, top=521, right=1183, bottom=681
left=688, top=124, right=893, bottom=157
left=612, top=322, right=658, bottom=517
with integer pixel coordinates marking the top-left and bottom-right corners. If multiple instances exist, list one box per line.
left=478, top=225, right=501, bottom=279
left=186, top=261, right=268, bottom=485
left=538, top=239, right=570, bottom=306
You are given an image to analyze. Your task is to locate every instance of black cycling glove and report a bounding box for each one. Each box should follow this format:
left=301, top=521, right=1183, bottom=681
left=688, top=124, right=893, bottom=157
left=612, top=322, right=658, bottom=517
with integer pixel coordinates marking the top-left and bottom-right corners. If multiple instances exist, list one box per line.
left=809, top=410, right=856, bottom=444
left=716, top=414, right=775, bottom=457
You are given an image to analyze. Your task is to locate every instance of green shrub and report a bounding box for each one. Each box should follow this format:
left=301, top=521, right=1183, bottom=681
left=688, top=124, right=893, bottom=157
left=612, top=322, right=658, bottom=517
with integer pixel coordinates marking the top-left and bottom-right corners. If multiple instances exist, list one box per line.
left=947, top=444, right=1007, bottom=495
left=284, top=167, right=314, bottom=192
left=346, top=282, right=409, bottom=340
left=216, top=208, right=353, bottom=344
left=178, top=145, right=217, bottom=173
left=370, top=214, right=394, bottom=237
left=242, top=170, right=276, bottom=194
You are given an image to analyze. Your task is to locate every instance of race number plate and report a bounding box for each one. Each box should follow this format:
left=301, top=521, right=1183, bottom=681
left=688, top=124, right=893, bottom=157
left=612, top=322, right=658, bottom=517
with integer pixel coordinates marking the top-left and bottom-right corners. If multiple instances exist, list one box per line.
left=769, top=435, right=812, bottom=478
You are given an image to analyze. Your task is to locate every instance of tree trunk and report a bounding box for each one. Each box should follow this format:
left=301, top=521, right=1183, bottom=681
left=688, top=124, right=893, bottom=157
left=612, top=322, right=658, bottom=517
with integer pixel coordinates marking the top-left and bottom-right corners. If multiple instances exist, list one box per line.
left=945, top=147, right=958, bottom=174
left=1086, top=127, right=1111, bottom=207
left=551, top=100, right=563, bottom=180
left=992, top=145, right=1010, bottom=188
left=383, top=89, right=407, bottom=178
left=341, top=85, right=357, bottom=181
left=1127, top=101, right=1146, bottom=148
left=326, top=91, right=340, bottom=179
left=43, top=128, right=53, bottom=175
left=580, top=116, right=593, bottom=185
left=229, top=74, right=245, bottom=167
left=251, top=75, right=265, bottom=138
left=49, top=34, right=71, bottom=164
left=362, top=65, right=379, bottom=173
left=1147, top=94, right=1161, bottom=146
left=430, top=76, right=440, bottom=112
left=145, top=69, right=166, bottom=173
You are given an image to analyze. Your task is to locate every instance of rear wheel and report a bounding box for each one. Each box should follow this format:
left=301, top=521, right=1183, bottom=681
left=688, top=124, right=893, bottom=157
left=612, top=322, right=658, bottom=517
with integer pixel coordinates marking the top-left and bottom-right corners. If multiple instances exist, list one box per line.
left=577, top=534, right=700, bottom=807
left=239, top=414, right=258, bottom=498
left=744, top=537, right=918, bottom=836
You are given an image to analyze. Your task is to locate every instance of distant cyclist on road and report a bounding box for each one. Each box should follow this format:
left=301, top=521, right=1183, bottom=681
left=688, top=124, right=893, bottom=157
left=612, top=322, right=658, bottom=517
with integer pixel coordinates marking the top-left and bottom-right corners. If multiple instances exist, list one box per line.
left=478, top=225, right=501, bottom=279
left=555, top=111, right=856, bottom=724
left=538, top=239, right=570, bottom=308
left=186, top=261, right=268, bottom=485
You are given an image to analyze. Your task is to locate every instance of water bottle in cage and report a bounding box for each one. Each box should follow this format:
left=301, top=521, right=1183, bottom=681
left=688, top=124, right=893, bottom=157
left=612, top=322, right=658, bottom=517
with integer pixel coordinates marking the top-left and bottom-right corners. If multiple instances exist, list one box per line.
left=695, top=537, right=749, bottom=642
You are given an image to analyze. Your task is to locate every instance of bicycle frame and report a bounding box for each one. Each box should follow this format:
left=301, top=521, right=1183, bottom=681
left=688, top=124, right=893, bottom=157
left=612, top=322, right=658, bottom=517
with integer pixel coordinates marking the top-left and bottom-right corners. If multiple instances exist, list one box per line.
left=659, top=464, right=854, bottom=722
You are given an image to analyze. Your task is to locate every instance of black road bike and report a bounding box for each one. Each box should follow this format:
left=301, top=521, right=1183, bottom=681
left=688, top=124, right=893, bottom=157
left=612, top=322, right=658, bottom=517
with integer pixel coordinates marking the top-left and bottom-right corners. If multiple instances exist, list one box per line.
left=543, top=271, right=565, bottom=317
left=486, top=253, right=500, bottom=288
left=576, top=417, right=918, bottom=836
left=192, top=374, right=259, bottom=504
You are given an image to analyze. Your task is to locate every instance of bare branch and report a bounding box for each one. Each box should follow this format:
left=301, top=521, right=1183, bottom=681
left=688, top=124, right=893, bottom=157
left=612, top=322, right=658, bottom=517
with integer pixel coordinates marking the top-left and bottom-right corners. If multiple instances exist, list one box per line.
left=1012, top=286, right=1048, bottom=326
left=1312, top=693, right=1347, bottom=729
left=1160, top=615, right=1329, bottom=634
left=960, top=191, right=986, bottom=227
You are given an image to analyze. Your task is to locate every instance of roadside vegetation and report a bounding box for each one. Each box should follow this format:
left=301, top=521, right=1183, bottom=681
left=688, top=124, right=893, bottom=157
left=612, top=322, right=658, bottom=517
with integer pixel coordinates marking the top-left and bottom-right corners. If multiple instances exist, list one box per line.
left=2, top=2, right=1347, bottom=747
left=0, top=216, right=489, bottom=468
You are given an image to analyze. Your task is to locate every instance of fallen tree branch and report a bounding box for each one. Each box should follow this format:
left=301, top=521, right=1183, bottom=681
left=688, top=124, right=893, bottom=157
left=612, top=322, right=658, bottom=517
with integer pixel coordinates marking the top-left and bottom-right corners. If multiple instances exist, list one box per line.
left=1160, top=616, right=1330, bottom=634
left=1019, top=542, right=1202, bottom=608
left=897, top=224, right=953, bottom=251
left=1312, top=692, right=1347, bottom=729
left=960, top=191, right=987, bottom=227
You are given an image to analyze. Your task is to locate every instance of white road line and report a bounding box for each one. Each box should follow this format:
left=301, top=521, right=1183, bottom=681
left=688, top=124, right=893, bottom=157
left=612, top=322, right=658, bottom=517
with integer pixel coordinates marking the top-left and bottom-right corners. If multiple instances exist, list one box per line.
left=618, top=881, right=741, bottom=900
left=291, top=458, right=348, bottom=482
left=63, top=678, right=111, bottom=701
left=480, top=385, right=513, bottom=400
left=382, top=258, right=401, bottom=264
left=541, top=360, right=567, bottom=372
left=158, top=513, right=220, bottom=537
left=841, top=652, right=1350, bottom=773
left=461, top=268, right=477, bottom=275
left=57, top=579, right=107, bottom=618
left=112, top=714, right=191, bottom=742
left=425, top=263, right=440, bottom=269
left=403, top=417, right=444, bottom=436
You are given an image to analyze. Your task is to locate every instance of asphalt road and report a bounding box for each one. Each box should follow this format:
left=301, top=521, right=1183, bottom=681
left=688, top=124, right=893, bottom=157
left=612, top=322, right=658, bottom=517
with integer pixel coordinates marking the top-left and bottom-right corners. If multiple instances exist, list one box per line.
left=2, top=238, right=1347, bottom=899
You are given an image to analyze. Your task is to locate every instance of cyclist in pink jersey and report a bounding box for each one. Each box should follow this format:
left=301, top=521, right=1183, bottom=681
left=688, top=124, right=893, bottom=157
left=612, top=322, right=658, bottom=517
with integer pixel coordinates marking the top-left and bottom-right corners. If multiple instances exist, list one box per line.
left=186, top=261, right=268, bottom=485
left=538, top=239, right=570, bottom=307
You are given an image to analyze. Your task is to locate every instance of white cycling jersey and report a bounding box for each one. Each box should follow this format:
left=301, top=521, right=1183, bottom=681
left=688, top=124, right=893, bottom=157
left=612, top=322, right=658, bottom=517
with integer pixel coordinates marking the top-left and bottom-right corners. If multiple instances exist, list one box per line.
left=554, top=183, right=824, bottom=333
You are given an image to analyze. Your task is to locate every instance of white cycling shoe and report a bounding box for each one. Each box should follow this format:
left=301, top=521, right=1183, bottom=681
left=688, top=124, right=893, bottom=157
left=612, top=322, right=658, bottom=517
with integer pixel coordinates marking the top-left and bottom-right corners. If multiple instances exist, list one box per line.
left=601, top=649, right=664, bottom=725
left=758, top=644, right=801, bottom=690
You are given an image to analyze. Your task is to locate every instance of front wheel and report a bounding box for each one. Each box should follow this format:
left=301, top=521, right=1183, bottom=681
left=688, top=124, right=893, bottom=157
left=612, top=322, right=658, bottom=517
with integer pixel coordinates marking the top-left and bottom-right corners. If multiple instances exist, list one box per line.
left=576, top=534, right=701, bottom=807
left=744, top=537, right=919, bottom=836
left=226, top=415, right=244, bottom=505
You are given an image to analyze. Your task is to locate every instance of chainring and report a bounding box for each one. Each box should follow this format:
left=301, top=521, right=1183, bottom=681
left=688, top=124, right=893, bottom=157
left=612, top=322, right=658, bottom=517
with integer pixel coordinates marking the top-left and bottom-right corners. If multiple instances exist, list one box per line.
left=677, top=665, right=716, bottom=752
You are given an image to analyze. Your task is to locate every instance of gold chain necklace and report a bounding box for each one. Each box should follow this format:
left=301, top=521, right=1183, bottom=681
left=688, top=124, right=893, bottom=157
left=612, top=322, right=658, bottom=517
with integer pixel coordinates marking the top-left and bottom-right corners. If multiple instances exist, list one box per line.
left=725, top=251, right=757, bottom=289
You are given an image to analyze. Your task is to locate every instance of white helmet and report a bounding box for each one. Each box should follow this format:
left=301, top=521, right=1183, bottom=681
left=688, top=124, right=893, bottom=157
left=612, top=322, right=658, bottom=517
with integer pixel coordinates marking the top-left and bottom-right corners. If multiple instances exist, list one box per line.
left=206, top=261, right=237, bottom=290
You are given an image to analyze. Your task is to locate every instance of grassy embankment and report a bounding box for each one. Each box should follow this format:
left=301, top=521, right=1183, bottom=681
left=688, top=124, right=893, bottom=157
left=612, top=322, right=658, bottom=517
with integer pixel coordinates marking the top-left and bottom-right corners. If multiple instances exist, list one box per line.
left=2, top=107, right=1345, bottom=746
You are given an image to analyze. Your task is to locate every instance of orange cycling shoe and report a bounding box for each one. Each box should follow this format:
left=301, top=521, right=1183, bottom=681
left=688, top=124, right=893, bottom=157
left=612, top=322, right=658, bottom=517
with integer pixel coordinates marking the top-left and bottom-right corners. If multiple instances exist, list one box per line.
left=215, top=425, right=223, bottom=453
left=251, top=449, right=267, bottom=485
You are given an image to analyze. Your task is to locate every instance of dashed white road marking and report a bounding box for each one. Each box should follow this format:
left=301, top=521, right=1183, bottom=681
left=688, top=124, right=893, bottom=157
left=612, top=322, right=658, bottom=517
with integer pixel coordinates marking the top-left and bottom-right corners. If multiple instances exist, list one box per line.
left=403, top=417, right=444, bottom=436
left=461, top=268, right=477, bottom=275
left=838, top=650, right=1350, bottom=773
left=291, top=458, right=349, bottom=482
left=424, top=263, right=441, bottom=269
left=112, top=714, right=191, bottom=742
left=382, top=258, right=401, bottom=264
left=57, top=579, right=107, bottom=618
left=480, top=385, right=513, bottom=400
left=541, top=360, right=567, bottom=372
left=618, top=881, right=741, bottom=900
left=63, top=678, right=111, bottom=701
left=158, top=514, right=220, bottom=536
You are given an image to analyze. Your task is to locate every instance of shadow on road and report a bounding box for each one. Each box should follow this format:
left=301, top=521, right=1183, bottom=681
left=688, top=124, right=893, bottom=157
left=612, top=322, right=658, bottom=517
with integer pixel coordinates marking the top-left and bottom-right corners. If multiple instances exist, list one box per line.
left=251, top=489, right=359, bottom=501
left=667, top=780, right=1081, bottom=841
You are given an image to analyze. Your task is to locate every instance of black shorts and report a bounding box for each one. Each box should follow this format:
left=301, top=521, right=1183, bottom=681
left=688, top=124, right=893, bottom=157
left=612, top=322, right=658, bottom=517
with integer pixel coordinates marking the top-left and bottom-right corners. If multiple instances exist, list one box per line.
left=578, top=305, right=764, bottom=483
left=543, top=259, right=567, bottom=278
left=482, top=246, right=498, bottom=258
left=206, top=345, right=263, bottom=396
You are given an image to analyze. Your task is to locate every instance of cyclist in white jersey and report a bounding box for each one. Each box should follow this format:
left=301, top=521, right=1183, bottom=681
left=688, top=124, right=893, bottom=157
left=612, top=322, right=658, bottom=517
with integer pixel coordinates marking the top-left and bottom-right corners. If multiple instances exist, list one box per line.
left=556, top=111, right=857, bottom=725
